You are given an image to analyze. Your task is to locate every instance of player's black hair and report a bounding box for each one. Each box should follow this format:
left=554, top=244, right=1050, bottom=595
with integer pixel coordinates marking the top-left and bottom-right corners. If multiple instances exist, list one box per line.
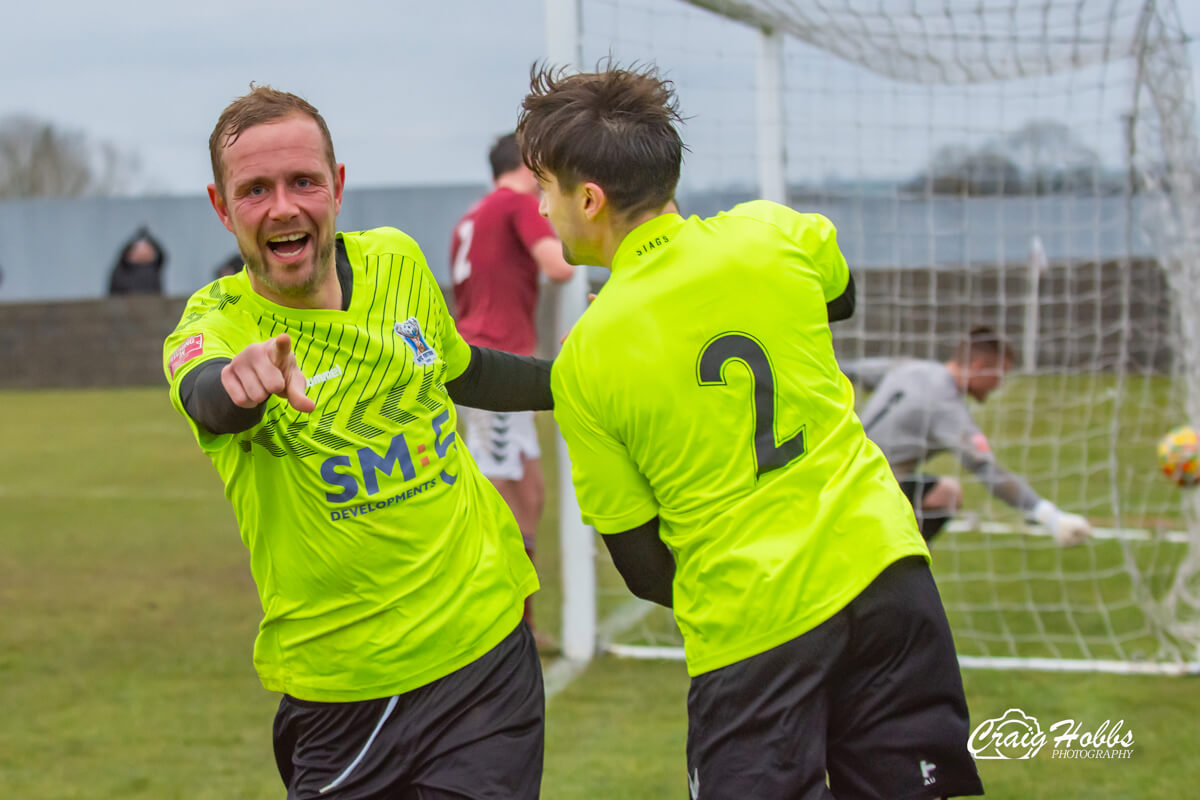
left=517, top=60, right=685, bottom=218
left=953, top=326, right=1016, bottom=366
left=489, top=133, right=524, bottom=180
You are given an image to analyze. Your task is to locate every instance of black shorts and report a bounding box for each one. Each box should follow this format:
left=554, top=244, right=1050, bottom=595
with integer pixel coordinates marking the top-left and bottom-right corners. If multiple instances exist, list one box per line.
left=273, top=622, right=544, bottom=800
left=686, top=557, right=983, bottom=799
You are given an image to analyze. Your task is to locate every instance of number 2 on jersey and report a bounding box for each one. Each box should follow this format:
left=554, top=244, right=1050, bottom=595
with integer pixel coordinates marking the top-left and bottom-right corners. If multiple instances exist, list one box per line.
left=697, top=333, right=806, bottom=479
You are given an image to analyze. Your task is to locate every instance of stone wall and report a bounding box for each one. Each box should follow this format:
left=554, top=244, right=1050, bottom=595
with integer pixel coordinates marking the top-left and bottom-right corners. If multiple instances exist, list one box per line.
left=0, top=257, right=1175, bottom=390
left=1, top=296, right=187, bottom=389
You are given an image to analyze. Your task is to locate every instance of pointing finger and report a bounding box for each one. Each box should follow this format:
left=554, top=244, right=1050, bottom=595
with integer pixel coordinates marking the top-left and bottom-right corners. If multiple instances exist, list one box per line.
left=268, top=334, right=293, bottom=369
left=285, top=363, right=316, bottom=413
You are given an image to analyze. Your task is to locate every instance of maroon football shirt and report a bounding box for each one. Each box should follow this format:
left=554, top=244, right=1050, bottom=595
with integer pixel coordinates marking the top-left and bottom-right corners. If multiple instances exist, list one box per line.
left=450, top=187, right=556, bottom=356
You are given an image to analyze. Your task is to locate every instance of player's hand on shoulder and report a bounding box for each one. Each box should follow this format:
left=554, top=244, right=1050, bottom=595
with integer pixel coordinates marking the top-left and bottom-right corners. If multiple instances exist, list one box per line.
left=221, top=333, right=316, bottom=413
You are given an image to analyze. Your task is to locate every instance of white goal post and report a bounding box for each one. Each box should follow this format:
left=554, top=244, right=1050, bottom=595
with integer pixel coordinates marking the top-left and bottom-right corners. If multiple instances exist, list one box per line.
left=549, top=0, right=1200, bottom=674
left=546, top=0, right=598, bottom=663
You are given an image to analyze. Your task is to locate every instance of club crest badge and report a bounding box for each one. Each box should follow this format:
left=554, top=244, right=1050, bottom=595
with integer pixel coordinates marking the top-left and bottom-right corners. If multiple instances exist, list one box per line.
left=395, top=317, right=437, bottom=366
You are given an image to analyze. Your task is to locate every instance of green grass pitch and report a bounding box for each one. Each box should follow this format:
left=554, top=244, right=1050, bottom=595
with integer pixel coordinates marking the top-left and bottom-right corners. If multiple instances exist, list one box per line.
left=1, top=387, right=1197, bottom=798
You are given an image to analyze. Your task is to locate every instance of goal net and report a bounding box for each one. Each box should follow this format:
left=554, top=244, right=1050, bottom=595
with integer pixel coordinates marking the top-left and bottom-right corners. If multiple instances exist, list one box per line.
left=560, top=0, right=1200, bottom=673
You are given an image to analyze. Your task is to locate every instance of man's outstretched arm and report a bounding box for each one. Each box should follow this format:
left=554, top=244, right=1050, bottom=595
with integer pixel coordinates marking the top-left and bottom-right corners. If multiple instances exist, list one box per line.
left=185, top=341, right=552, bottom=433
left=181, top=358, right=262, bottom=434
left=181, top=333, right=312, bottom=434
left=446, top=345, right=553, bottom=411
left=942, top=407, right=1091, bottom=547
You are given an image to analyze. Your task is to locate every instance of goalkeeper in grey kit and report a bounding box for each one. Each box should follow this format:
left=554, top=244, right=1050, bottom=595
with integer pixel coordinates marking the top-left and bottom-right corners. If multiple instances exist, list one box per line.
left=855, top=327, right=1092, bottom=547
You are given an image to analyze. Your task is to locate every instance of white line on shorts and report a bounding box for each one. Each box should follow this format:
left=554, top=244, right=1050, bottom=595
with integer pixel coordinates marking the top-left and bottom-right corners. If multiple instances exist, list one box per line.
left=320, top=695, right=400, bottom=794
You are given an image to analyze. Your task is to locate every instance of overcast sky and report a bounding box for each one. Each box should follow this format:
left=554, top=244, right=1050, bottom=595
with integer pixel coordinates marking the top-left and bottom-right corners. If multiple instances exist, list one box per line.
left=3, top=0, right=1198, bottom=198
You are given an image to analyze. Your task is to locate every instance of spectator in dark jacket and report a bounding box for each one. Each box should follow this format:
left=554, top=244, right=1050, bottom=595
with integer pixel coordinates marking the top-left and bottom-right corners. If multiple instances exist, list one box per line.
left=108, top=227, right=167, bottom=295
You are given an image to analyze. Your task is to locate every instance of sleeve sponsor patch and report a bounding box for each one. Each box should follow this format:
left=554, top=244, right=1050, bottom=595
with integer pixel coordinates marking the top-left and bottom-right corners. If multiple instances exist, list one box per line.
left=169, top=333, right=204, bottom=377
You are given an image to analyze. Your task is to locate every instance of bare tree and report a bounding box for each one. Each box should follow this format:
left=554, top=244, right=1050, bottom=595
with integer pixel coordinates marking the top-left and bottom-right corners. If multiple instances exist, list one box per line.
left=908, top=142, right=1022, bottom=195
left=0, top=115, right=141, bottom=199
left=998, top=120, right=1102, bottom=193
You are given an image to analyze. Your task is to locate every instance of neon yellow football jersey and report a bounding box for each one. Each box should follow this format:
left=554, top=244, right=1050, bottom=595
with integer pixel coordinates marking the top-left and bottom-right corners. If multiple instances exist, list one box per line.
left=163, top=227, right=537, bottom=702
left=552, top=202, right=928, bottom=676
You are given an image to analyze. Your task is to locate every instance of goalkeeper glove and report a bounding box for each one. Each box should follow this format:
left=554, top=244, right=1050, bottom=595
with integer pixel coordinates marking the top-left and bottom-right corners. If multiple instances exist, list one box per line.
left=1031, top=499, right=1092, bottom=547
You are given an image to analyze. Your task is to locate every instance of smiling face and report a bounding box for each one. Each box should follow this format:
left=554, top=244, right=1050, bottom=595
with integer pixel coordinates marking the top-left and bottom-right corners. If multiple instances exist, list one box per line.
left=208, top=113, right=344, bottom=308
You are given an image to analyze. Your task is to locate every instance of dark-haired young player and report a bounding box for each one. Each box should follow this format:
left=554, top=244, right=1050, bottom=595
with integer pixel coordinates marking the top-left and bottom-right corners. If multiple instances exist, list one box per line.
left=520, top=63, right=983, bottom=798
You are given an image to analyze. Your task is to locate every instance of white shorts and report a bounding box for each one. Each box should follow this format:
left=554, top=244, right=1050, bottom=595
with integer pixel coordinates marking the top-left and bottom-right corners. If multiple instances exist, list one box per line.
left=463, top=409, right=541, bottom=481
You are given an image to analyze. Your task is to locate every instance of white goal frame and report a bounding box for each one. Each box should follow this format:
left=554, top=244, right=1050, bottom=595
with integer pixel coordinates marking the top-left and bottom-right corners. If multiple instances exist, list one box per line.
left=546, top=0, right=1200, bottom=675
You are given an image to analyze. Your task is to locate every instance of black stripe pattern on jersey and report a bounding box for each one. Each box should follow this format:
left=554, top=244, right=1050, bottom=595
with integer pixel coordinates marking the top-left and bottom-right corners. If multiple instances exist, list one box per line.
left=236, top=250, right=448, bottom=459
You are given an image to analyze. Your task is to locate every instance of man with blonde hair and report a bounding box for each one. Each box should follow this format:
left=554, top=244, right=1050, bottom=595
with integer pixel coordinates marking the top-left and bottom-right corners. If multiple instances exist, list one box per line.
left=164, top=85, right=549, bottom=799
